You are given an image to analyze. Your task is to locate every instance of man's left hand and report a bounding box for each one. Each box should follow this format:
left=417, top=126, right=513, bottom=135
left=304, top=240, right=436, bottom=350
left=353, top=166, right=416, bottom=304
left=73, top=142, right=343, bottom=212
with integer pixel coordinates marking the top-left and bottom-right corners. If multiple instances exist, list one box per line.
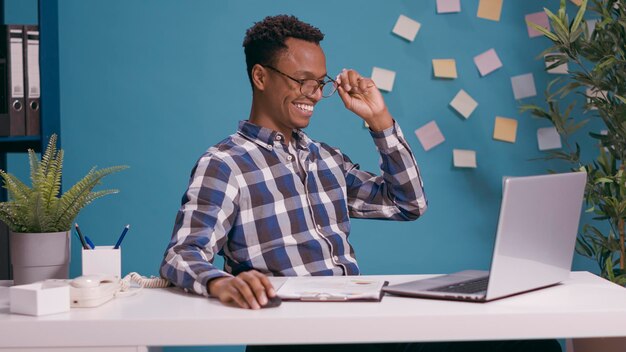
left=336, top=69, right=393, bottom=131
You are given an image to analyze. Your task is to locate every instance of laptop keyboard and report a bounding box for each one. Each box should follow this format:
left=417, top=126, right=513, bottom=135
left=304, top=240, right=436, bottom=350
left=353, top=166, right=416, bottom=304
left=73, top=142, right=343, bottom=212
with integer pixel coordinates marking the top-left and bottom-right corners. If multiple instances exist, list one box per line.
left=428, top=276, right=489, bottom=294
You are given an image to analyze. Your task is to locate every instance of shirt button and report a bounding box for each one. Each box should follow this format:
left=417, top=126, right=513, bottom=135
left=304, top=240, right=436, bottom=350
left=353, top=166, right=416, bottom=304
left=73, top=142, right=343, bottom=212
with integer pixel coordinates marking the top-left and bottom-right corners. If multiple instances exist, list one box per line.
left=333, top=256, right=339, bottom=261
left=287, top=155, right=293, bottom=161
left=267, top=144, right=273, bottom=150
left=276, top=135, right=282, bottom=141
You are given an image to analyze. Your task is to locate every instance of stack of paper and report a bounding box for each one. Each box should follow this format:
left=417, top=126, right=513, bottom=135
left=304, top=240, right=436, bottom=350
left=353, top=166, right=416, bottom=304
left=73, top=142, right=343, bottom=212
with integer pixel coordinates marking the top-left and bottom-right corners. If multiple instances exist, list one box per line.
left=277, top=277, right=387, bottom=302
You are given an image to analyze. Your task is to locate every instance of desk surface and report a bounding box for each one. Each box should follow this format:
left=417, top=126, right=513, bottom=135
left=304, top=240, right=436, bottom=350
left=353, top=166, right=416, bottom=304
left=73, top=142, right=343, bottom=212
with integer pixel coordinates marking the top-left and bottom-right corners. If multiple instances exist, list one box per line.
left=1, top=271, right=626, bottom=348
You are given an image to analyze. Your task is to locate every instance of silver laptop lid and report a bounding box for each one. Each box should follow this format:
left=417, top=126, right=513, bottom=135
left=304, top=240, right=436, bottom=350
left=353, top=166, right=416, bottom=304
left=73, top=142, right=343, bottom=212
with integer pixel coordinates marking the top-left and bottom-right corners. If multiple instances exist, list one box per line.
left=485, top=172, right=587, bottom=300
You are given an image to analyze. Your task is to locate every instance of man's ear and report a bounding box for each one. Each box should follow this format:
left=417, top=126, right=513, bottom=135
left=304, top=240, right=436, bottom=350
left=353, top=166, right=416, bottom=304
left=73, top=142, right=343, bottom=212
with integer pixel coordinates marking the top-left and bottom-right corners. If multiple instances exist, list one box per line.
left=251, top=64, right=266, bottom=91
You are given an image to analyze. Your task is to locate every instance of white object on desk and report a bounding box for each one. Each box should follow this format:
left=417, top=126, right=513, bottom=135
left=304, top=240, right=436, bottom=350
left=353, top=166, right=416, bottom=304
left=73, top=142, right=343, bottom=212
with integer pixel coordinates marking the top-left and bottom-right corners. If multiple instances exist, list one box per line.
left=82, top=245, right=121, bottom=278
left=9, top=281, right=70, bottom=316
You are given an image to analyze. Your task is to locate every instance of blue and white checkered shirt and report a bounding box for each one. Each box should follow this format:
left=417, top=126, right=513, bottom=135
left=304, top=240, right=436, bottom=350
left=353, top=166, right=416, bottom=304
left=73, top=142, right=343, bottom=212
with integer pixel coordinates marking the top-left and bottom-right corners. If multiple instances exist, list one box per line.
left=160, top=120, right=427, bottom=296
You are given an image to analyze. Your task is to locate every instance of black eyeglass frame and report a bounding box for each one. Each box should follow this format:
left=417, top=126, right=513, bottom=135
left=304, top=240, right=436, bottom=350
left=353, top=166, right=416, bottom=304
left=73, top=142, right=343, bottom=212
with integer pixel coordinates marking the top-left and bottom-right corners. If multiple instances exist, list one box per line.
left=262, top=65, right=338, bottom=98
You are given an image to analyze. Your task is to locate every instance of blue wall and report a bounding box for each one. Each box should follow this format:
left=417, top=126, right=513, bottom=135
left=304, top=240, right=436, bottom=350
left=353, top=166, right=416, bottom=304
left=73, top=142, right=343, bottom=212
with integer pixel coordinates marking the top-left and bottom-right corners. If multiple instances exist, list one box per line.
left=49, top=0, right=601, bottom=276
left=5, top=1, right=600, bottom=350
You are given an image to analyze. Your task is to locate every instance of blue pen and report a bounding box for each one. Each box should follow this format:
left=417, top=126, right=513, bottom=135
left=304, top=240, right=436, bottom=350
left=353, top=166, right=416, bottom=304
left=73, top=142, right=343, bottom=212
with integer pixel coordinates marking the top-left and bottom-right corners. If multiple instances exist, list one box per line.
left=85, top=236, right=96, bottom=249
left=113, top=224, right=130, bottom=249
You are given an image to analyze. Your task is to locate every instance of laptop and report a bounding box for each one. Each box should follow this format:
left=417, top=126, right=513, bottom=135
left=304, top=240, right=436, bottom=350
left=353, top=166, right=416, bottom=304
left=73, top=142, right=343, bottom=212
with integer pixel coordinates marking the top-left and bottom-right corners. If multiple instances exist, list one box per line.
left=383, top=172, right=587, bottom=302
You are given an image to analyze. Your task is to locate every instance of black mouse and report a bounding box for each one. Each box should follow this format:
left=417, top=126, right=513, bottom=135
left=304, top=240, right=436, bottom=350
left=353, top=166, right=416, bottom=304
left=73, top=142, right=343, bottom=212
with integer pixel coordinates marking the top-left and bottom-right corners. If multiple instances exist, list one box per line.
left=261, top=295, right=282, bottom=308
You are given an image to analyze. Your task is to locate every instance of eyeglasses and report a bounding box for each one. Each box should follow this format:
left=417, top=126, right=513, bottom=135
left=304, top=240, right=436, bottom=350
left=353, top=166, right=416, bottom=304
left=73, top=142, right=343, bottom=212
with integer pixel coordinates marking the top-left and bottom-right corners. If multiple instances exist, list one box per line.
left=263, top=65, right=338, bottom=98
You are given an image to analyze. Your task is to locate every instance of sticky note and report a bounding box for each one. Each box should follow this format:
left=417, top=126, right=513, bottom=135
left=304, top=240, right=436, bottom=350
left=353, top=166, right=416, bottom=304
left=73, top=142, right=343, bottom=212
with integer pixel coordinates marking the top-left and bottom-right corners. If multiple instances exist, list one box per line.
left=525, top=12, right=550, bottom=38
left=570, top=0, right=583, bottom=5
left=392, top=15, right=421, bottom=42
left=453, top=149, right=477, bottom=168
left=415, top=121, right=445, bottom=151
left=477, top=0, right=503, bottom=21
left=437, top=0, right=461, bottom=13
left=450, top=89, right=478, bottom=119
left=586, top=87, right=608, bottom=110
left=586, top=19, right=598, bottom=38
left=432, top=59, right=458, bottom=79
left=545, top=54, right=568, bottom=74
left=537, top=127, right=562, bottom=151
left=371, top=67, right=396, bottom=92
left=511, top=73, right=537, bottom=100
left=474, top=49, right=502, bottom=77
left=493, top=116, right=518, bottom=143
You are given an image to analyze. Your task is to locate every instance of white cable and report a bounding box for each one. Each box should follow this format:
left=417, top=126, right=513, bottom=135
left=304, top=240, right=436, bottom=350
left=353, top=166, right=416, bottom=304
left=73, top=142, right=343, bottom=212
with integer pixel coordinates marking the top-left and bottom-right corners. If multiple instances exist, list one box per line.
left=116, top=272, right=170, bottom=298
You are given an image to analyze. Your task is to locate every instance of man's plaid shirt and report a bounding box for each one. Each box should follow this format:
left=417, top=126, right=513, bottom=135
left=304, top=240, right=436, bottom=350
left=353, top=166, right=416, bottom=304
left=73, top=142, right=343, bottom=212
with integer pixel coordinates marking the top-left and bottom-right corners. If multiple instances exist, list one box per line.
left=160, top=120, right=427, bottom=296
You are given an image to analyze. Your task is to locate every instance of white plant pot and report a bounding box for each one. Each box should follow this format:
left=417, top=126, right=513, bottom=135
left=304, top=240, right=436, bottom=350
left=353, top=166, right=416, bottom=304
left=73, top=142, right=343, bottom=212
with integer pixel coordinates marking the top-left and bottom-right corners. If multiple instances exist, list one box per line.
left=9, top=231, right=71, bottom=285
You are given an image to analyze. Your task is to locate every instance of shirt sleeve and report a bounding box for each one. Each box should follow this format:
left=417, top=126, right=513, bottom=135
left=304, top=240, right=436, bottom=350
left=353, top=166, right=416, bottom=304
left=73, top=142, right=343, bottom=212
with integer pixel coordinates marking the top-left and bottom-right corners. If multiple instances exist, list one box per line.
left=343, top=121, right=427, bottom=220
left=159, top=153, right=239, bottom=296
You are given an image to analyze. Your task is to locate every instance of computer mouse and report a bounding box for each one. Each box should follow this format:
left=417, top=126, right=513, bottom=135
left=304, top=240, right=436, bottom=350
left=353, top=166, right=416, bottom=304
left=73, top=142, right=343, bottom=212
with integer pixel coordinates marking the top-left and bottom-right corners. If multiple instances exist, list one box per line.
left=261, top=295, right=282, bottom=308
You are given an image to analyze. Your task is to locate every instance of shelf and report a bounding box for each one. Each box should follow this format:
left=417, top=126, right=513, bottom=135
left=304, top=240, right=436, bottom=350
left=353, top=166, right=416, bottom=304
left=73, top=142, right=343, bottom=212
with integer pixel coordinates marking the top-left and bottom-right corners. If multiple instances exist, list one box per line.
left=0, top=135, right=41, bottom=153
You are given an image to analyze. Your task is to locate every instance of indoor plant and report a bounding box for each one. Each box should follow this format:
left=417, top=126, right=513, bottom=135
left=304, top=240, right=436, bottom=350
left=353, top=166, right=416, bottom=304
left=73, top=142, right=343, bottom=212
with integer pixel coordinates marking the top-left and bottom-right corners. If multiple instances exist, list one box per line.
left=0, top=134, right=127, bottom=284
left=523, top=0, right=626, bottom=284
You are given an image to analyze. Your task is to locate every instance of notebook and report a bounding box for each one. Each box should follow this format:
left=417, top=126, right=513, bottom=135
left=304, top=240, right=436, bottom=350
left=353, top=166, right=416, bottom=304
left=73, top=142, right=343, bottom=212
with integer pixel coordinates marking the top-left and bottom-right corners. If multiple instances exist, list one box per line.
left=383, top=172, right=587, bottom=302
left=274, top=276, right=387, bottom=302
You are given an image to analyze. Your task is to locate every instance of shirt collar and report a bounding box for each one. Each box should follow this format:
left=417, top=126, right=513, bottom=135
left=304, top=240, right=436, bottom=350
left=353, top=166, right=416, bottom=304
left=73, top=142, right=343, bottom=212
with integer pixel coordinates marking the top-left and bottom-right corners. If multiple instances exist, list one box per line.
left=237, top=120, right=310, bottom=150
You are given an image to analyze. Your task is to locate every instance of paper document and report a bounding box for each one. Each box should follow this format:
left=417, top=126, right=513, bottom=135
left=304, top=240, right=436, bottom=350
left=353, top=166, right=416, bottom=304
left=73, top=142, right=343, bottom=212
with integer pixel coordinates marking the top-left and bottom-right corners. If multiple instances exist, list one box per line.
left=276, top=277, right=387, bottom=301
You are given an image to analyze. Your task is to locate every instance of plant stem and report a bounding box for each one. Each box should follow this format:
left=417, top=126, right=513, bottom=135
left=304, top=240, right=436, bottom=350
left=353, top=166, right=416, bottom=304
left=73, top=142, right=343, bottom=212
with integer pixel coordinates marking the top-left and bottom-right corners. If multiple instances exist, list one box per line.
left=620, top=217, right=625, bottom=271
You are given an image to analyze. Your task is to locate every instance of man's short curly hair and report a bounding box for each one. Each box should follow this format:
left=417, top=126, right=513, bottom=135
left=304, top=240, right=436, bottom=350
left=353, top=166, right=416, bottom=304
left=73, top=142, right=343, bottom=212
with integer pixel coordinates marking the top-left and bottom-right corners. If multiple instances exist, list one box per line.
left=243, top=15, right=324, bottom=87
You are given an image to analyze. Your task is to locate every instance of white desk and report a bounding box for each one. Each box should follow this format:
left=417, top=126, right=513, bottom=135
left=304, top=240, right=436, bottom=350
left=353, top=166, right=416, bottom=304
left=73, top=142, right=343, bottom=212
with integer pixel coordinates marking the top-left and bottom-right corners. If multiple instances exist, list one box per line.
left=1, top=272, right=625, bottom=351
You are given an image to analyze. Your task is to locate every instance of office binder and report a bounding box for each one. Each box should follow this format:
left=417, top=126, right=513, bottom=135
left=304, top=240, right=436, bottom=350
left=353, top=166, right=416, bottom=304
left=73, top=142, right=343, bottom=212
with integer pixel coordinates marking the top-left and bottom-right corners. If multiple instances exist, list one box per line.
left=3, top=25, right=25, bottom=136
left=23, top=25, right=40, bottom=136
left=0, top=57, right=8, bottom=136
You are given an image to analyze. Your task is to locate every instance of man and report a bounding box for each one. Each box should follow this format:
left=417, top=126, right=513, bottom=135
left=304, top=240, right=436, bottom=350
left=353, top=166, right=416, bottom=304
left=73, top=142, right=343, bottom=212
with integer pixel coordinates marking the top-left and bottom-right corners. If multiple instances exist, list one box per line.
left=161, top=15, right=559, bottom=352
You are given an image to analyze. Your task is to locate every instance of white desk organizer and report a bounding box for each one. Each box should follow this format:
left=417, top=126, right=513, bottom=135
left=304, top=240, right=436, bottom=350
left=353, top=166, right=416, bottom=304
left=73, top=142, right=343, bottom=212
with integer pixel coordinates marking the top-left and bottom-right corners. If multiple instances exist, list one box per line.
left=81, top=246, right=121, bottom=278
left=10, top=281, right=70, bottom=316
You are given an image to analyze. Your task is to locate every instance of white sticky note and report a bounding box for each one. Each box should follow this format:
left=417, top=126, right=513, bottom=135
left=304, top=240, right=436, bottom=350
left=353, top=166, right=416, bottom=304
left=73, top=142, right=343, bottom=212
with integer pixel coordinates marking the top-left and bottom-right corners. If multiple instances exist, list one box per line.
left=474, top=49, right=503, bottom=77
left=437, top=0, right=461, bottom=13
left=371, top=67, right=396, bottom=92
left=450, top=89, right=478, bottom=119
left=415, top=121, right=445, bottom=151
left=392, top=15, right=421, bottom=42
left=511, top=73, right=537, bottom=100
left=453, top=149, right=477, bottom=168
left=586, top=19, right=598, bottom=38
left=545, top=54, right=568, bottom=74
left=525, top=12, right=550, bottom=38
left=537, top=127, right=562, bottom=151
left=586, top=86, right=608, bottom=110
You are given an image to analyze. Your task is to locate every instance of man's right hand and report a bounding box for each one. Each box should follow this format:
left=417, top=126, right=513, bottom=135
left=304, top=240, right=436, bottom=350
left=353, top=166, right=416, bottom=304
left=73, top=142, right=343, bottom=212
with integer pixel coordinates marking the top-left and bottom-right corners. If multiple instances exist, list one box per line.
left=207, top=270, right=276, bottom=309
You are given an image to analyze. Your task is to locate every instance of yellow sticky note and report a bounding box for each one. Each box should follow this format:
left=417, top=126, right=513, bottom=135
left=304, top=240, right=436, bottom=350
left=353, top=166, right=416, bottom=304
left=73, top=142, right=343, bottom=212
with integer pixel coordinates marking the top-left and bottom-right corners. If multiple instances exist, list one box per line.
left=432, top=59, right=457, bottom=79
left=493, top=116, right=518, bottom=143
left=477, top=0, right=503, bottom=21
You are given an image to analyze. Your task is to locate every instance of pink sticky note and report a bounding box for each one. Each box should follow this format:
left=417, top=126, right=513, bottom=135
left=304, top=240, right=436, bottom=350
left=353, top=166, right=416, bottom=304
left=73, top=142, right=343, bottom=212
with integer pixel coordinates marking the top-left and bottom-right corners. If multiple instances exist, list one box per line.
left=415, top=121, right=445, bottom=151
left=473, top=49, right=503, bottom=77
left=525, top=12, right=550, bottom=38
left=437, top=0, right=461, bottom=13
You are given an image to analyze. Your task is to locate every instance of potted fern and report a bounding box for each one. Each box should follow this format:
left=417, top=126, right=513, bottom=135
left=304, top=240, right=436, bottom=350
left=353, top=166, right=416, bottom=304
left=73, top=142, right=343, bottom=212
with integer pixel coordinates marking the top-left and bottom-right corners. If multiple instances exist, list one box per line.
left=0, top=135, right=127, bottom=285
left=523, top=0, right=626, bottom=284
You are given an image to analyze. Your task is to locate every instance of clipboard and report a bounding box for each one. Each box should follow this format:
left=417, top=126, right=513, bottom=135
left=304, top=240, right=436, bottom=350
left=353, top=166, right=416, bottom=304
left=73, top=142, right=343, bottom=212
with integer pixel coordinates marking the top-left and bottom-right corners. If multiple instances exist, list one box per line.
left=275, top=277, right=388, bottom=302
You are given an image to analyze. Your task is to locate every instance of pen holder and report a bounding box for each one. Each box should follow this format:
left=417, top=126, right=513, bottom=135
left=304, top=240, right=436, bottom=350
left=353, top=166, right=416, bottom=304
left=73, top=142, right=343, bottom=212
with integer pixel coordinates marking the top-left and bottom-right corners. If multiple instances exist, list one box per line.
left=81, top=246, right=121, bottom=278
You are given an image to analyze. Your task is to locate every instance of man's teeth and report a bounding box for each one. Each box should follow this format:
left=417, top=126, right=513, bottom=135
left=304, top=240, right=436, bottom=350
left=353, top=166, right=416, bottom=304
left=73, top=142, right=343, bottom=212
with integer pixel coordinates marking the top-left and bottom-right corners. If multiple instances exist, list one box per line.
left=294, top=103, right=314, bottom=112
